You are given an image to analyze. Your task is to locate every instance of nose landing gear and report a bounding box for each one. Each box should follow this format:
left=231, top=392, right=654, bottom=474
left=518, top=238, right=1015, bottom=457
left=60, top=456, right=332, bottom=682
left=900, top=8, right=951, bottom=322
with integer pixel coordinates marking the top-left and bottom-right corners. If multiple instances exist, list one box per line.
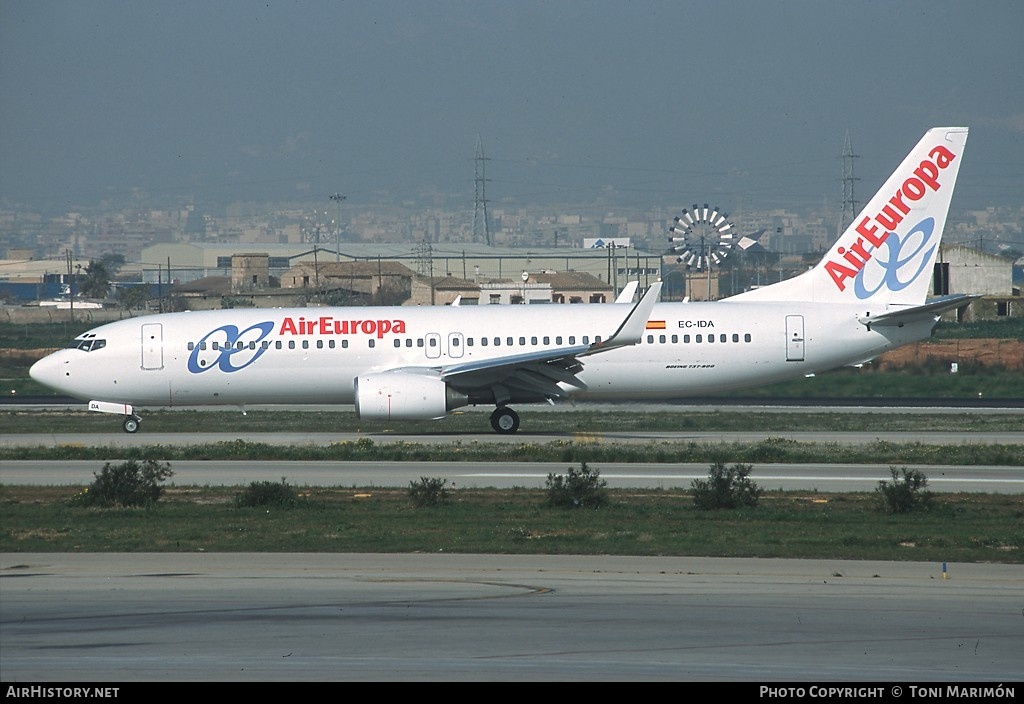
left=122, top=415, right=141, bottom=434
left=88, top=400, right=141, bottom=433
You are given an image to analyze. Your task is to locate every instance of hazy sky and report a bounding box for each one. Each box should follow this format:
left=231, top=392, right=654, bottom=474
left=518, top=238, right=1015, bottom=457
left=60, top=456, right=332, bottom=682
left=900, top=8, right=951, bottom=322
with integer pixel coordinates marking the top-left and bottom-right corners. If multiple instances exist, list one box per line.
left=2, top=0, right=1022, bottom=215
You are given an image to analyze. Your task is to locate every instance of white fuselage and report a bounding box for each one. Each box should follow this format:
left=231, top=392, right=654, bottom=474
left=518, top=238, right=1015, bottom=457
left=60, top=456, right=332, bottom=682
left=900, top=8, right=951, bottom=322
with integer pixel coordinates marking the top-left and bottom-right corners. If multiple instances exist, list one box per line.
left=30, top=299, right=929, bottom=409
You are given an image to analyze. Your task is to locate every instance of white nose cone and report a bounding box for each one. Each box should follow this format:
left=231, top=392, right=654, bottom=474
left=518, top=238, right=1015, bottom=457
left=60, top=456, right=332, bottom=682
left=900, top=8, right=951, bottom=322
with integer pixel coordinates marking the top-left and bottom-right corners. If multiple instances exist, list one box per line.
left=29, top=353, right=62, bottom=392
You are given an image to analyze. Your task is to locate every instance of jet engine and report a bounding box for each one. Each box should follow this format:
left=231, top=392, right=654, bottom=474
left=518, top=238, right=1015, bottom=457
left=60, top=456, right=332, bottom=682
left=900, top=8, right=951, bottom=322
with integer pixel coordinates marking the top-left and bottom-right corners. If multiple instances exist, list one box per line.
left=354, top=372, right=469, bottom=421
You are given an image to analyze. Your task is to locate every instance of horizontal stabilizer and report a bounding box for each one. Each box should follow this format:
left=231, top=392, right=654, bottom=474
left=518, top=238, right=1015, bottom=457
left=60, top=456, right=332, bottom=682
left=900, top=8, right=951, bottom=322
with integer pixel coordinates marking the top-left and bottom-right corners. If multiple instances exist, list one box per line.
left=858, top=294, right=979, bottom=327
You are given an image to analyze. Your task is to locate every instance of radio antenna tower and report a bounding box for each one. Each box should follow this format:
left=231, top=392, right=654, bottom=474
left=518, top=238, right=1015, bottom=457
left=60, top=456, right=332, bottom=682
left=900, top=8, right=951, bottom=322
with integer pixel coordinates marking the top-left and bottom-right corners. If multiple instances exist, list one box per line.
left=838, top=129, right=860, bottom=236
left=414, top=240, right=436, bottom=305
left=473, top=135, right=492, bottom=246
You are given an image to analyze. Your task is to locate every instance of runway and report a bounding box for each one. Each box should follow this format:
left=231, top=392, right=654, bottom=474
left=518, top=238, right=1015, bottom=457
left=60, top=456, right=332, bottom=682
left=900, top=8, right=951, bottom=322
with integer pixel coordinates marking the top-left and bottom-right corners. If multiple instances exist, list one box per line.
left=2, top=553, right=1022, bottom=682
left=3, top=416, right=1022, bottom=682
left=4, top=428, right=1024, bottom=448
left=3, top=459, right=1022, bottom=493
left=3, top=412, right=1022, bottom=492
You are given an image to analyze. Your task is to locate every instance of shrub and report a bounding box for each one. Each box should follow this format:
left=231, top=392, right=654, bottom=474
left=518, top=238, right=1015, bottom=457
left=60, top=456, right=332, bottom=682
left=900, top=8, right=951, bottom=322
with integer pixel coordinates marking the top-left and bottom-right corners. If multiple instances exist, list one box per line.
left=408, top=476, right=450, bottom=508
left=691, top=462, right=763, bottom=510
left=72, top=459, right=174, bottom=508
left=235, top=477, right=300, bottom=508
left=750, top=437, right=799, bottom=462
left=545, top=461, right=608, bottom=508
left=876, top=466, right=932, bottom=514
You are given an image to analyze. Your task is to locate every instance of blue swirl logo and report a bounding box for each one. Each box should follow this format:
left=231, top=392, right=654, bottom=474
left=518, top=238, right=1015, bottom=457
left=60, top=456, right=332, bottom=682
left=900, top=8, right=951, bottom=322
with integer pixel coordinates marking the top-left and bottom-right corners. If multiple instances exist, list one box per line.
left=853, top=217, right=936, bottom=300
left=187, top=321, right=274, bottom=374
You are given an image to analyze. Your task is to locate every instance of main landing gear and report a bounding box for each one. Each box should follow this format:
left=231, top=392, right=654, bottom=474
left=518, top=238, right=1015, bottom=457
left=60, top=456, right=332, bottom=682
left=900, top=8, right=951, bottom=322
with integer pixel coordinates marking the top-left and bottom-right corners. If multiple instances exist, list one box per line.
left=489, top=406, right=520, bottom=434
left=122, top=415, right=141, bottom=434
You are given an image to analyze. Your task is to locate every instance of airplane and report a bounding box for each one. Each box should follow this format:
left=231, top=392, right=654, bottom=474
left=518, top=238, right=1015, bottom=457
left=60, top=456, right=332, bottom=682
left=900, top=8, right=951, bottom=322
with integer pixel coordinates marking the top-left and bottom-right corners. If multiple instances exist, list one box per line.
left=30, top=127, right=973, bottom=434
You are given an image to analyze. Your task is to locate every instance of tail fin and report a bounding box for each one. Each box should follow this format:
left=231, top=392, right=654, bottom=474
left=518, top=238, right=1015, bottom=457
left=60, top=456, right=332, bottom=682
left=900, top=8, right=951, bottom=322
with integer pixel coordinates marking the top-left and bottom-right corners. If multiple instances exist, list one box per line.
left=730, top=127, right=968, bottom=304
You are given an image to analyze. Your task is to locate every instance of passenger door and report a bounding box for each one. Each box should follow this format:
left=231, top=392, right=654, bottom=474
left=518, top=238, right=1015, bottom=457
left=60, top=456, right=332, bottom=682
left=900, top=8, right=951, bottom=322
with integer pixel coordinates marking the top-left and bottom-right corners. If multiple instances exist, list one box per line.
left=785, top=315, right=805, bottom=362
left=141, top=323, right=164, bottom=370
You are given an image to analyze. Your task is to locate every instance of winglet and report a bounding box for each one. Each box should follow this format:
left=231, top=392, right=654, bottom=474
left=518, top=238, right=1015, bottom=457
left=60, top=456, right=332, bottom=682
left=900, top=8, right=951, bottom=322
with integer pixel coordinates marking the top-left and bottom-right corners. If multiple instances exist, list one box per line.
left=584, top=281, right=662, bottom=355
left=615, top=281, right=638, bottom=304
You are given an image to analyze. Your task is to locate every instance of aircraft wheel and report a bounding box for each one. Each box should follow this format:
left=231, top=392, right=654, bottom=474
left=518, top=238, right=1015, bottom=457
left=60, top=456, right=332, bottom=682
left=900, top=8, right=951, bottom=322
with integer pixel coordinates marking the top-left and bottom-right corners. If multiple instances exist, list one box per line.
left=490, top=407, right=520, bottom=434
left=122, top=416, right=140, bottom=434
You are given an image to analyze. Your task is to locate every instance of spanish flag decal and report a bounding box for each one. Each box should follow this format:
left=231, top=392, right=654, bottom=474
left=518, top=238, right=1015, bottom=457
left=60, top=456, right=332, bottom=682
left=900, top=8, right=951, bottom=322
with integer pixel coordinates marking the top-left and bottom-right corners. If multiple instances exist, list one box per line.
left=645, top=320, right=666, bottom=330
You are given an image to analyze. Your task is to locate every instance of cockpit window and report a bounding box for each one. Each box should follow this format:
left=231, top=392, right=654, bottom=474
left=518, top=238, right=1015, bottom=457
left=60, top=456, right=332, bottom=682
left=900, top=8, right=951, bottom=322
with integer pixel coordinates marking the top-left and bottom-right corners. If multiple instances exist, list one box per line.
left=67, top=338, right=106, bottom=352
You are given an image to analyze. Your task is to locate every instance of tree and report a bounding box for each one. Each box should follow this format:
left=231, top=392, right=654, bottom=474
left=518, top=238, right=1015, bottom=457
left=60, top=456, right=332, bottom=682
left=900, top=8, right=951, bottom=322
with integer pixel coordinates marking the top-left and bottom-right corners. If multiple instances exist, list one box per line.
left=71, top=459, right=174, bottom=508
left=408, top=477, right=450, bottom=508
left=545, top=462, right=608, bottom=508
left=116, top=285, right=151, bottom=312
left=691, top=462, right=763, bottom=510
left=79, top=260, right=111, bottom=299
left=876, top=467, right=932, bottom=514
left=99, top=253, right=125, bottom=276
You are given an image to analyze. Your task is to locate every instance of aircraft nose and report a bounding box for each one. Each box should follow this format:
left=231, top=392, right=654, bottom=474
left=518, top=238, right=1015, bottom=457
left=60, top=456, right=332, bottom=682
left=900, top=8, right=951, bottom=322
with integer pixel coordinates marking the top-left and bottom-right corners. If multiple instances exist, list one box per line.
left=29, top=353, right=64, bottom=392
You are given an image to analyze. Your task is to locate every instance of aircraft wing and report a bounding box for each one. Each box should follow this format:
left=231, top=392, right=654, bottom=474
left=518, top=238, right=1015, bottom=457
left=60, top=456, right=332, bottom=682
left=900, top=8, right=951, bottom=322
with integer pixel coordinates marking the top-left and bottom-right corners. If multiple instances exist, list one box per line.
left=439, top=345, right=592, bottom=400
left=858, top=294, right=979, bottom=328
left=387, top=281, right=662, bottom=403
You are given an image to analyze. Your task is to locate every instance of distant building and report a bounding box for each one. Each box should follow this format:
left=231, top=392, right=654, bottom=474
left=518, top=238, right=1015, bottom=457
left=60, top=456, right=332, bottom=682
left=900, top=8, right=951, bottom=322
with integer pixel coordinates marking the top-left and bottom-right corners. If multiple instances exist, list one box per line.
left=172, top=276, right=233, bottom=310
left=936, top=244, right=1020, bottom=320
left=529, top=271, right=613, bottom=304
left=407, top=274, right=479, bottom=306
left=683, top=272, right=720, bottom=302
left=479, top=280, right=553, bottom=305
left=173, top=276, right=308, bottom=310
left=282, top=260, right=415, bottom=304
left=140, top=241, right=661, bottom=301
left=230, top=253, right=270, bottom=292
left=937, top=244, right=1013, bottom=296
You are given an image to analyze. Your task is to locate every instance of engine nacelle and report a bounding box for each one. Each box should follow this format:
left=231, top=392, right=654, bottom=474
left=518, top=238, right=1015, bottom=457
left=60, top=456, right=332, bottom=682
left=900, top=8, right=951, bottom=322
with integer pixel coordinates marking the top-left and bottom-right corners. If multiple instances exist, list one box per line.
left=354, top=372, right=468, bottom=421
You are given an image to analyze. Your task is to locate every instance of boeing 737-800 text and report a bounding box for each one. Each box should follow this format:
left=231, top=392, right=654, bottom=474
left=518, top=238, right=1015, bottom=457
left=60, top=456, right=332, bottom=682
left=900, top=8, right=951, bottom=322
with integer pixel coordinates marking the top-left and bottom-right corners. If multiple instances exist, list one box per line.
left=30, top=127, right=972, bottom=433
